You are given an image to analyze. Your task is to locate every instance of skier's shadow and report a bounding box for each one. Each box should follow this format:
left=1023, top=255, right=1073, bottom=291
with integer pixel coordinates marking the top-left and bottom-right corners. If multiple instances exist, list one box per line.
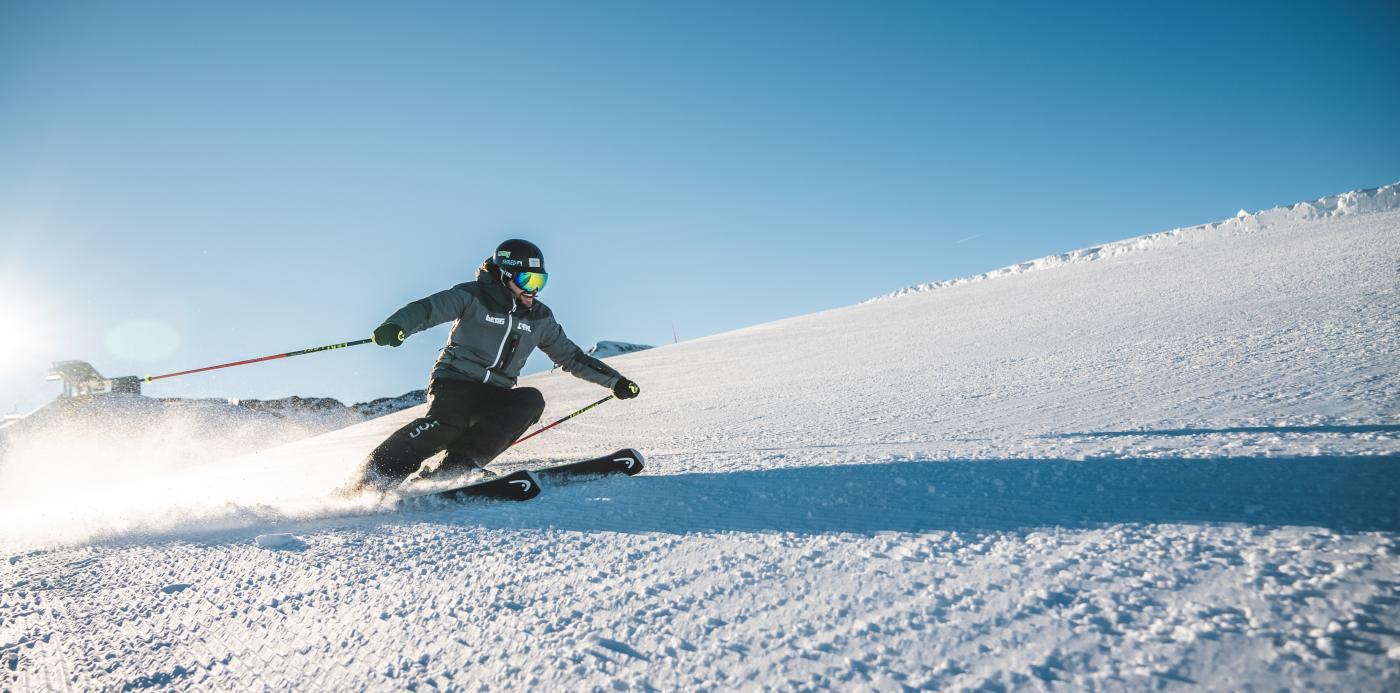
left=1047, top=424, right=1400, bottom=438
left=474, top=454, right=1400, bottom=535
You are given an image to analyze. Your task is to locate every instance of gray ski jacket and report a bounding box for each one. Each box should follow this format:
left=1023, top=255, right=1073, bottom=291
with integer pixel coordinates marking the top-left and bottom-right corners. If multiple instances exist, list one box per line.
left=383, top=263, right=623, bottom=390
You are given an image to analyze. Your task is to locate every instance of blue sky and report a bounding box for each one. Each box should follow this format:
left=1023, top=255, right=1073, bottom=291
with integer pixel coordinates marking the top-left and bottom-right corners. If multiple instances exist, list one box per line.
left=1, top=1, right=1397, bottom=413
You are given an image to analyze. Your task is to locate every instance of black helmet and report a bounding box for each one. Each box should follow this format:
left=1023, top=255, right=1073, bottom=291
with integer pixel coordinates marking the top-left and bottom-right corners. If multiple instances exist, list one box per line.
left=493, top=239, right=545, bottom=275
left=492, top=239, right=548, bottom=294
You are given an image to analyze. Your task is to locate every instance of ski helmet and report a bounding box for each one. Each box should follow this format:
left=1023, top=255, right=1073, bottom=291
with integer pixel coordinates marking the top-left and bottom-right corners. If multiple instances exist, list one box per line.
left=493, top=239, right=547, bottom=293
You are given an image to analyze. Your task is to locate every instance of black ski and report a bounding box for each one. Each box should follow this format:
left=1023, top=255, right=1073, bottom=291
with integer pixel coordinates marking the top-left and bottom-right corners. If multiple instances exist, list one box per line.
left=535, top=448, right=645, bottom=479
left=418, top=469, right=542, bottom=503
left=406, top=449, right=641, bottom=506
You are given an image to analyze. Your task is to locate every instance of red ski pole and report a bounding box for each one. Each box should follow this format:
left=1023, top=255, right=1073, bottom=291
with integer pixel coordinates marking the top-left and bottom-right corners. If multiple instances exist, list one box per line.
left=144, top=338, right=373, bottom=383
left=511, top=394, right=615, bottom=447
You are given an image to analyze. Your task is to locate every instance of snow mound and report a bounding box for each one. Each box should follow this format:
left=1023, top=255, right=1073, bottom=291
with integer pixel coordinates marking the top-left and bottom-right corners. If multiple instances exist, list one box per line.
left=351, top=390, right=427, bottom=419
left=587, top=340, right=655, bottom=359
left=873, top=181, right=1400, bottom=301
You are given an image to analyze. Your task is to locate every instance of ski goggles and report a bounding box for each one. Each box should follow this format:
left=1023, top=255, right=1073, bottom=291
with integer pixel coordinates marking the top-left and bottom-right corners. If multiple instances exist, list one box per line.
left=511, top=270, right=548, bottom=293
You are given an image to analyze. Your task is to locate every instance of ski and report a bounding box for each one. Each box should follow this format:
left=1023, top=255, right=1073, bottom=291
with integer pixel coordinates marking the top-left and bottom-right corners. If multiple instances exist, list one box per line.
left=417, top=469, right=542, bottom=503
left=406, top=449, right=642, bottom=506
left=534, top=448, right=645, bottom=479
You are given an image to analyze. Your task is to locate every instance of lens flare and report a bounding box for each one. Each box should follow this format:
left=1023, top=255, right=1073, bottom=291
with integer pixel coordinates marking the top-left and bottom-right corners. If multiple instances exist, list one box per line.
left=105, top=319, right=182, bottom=362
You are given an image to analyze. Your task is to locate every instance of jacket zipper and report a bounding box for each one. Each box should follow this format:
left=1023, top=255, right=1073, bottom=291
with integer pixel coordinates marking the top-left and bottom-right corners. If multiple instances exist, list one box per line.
left=485, top=311, right=514, bottom=382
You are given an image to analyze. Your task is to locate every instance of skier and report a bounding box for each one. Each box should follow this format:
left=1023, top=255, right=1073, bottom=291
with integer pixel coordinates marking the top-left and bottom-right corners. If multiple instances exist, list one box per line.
left=349, top=239, right=640, bottom=492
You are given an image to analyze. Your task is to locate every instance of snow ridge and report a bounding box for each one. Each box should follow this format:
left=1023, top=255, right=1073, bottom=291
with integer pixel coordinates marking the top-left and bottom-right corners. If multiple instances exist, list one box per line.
left=872, top=181, right=1400, bottom=301
left=587, top=340, right=654, bottom=359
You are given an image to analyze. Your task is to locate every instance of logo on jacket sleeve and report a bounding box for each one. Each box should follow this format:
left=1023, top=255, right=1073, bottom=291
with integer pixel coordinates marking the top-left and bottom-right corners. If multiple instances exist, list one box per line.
left=517, top=322, right=532, bottom=333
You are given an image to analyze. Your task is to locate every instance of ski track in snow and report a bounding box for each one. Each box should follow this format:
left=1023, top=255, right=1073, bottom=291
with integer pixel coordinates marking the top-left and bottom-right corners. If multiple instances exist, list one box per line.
left=3, top=196, right=1400, bottom=690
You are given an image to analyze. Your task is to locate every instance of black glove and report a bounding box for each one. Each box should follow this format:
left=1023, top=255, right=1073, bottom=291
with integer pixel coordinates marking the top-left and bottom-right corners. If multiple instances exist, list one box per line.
left=373, top=322, right=406, bottom=347
left=613, top=377, right=640, bottom=400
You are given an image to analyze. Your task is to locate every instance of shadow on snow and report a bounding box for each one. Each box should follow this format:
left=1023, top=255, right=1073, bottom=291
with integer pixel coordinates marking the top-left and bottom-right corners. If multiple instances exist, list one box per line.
left=1048, top=424, right=1400, bottom=438
left=467, top=454, right=1400, bottom=536
left=64, top=454, right=1400, bottom=552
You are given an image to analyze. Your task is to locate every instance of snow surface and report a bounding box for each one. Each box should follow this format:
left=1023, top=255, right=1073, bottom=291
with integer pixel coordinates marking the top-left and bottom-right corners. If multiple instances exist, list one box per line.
left=2, top=185, right=1399, bottom=690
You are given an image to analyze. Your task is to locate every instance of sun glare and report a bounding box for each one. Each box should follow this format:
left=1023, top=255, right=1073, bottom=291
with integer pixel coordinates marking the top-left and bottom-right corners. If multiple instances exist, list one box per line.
left=0, top=278, right=61, bottom=377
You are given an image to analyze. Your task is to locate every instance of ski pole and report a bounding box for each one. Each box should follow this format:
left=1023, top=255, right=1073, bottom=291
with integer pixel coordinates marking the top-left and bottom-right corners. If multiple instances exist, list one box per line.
left=511, top=394, right=614, bottom=447
left=143, top=338, right=373, bottom=383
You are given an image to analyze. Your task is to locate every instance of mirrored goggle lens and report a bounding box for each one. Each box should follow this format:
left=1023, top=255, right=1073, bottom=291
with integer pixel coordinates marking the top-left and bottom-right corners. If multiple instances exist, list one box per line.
left=513, top=271, right=547, bottom=293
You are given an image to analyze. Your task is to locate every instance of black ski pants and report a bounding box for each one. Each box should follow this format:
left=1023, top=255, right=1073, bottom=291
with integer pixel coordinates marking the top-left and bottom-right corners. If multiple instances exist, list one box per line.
left=359, top=379, right=545, bottom=486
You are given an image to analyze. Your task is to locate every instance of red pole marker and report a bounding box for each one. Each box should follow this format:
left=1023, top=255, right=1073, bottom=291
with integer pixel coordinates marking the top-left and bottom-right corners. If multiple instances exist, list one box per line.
left=512, top=395, right=615, bottom=447
left=145, top=338, right=373, bottom=383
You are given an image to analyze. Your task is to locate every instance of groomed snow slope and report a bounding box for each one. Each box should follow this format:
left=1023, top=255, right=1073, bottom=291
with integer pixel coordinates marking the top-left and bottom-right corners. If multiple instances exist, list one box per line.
left=3, top=189, right=1399, bottom=690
